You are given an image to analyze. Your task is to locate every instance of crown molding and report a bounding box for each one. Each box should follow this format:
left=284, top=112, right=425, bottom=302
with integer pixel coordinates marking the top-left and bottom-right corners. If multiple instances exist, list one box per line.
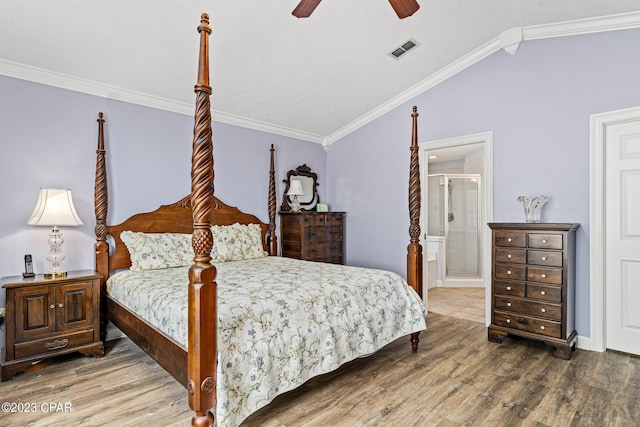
left=0, top=59, right=325, bottom=145
left=324, top=11, right=640, bottom=147
left=524, top=10, right=640, bottom=40
left=0, top=59, right=195, bottom=115
left=212, top=110, right=325, bottom=144
left=2, top=11, right=639, bottom=148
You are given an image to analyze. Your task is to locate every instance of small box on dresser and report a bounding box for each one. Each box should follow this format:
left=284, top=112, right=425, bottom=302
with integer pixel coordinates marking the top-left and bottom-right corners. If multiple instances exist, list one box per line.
left=1, top=270, right=104, bottom=381
left=280, top=211, right=345, bottom=264
left=487, top=223, right=579, bottom=360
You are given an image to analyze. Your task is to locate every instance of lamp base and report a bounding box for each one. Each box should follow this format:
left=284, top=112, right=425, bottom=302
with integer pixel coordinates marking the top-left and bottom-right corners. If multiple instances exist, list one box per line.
left=290, top=195, right=301, bottom=212
left=44, top=271, right=67, bottom=279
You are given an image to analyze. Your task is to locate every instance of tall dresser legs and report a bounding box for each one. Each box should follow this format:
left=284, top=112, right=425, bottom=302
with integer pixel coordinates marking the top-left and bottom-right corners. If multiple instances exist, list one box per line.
left=488, top=327, right=506, bottom=343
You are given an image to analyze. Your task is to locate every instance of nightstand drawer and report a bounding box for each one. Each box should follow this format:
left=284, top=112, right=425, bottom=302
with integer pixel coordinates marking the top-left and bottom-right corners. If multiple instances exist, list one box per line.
left=14, top=330, right=95, bottom=360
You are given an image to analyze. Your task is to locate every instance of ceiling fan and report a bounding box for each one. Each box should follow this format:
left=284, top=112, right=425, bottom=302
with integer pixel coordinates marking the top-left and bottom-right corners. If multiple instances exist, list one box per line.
left=292, top=0, right=420, bottom=19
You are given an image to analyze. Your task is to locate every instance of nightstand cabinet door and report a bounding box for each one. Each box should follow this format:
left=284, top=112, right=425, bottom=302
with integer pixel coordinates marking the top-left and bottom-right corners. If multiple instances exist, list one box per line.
left=57, top=281, right=93, bottom=331
left=14, top=285, right=56, bottom=339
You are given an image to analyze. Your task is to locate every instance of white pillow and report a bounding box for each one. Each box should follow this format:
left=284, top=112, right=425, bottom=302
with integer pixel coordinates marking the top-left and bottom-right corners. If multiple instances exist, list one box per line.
left=120, top=231, right=193, bottom=271
left=211, top=223, right=266, bottom=262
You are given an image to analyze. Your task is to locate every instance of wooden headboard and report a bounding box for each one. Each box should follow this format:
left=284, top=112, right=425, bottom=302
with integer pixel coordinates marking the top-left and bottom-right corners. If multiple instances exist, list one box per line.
left=94, top=105, right=278, bottom=280
left=105, top=195, right=272, bottom=271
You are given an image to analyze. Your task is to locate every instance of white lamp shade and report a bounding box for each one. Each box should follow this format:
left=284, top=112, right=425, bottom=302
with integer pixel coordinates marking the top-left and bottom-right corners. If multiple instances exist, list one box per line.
left=27, top=188, right=83, bottom=226
left=287, top=179, right=305, bottom=197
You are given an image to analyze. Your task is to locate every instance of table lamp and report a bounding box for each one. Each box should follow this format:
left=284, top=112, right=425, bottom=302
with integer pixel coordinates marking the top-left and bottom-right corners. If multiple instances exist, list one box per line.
left=287, top=179, right=305, bottom=212
left=27, top=188, right=83, bottom=278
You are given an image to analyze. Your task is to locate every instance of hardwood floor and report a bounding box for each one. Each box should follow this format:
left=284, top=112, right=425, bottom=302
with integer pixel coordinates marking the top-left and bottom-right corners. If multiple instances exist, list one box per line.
left=428, top=287, right=485, bottom=324
left=1, top=314, right=638, bottom=426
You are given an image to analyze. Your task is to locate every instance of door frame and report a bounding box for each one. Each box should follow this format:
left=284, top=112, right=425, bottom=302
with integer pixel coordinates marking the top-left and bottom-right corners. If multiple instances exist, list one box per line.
left=419, top=131, right=494, bottom=325
left=589, top=105, right=640, bottom=352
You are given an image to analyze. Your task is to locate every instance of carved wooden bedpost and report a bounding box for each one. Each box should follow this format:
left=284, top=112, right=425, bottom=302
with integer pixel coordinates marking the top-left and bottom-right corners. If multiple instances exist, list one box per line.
left=268, top=144, right=278, bottom=256
left=94, top=112, right=109, bottom=341
left=407, top=106, right=423, bottom=352
left=188, top=13, right=216, bottom=427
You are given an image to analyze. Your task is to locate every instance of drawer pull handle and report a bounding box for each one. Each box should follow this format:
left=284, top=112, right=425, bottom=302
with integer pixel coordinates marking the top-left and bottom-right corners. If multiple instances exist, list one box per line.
left=507, top=302, right=512, bottom=307
left=542, top=239, right=548, bottom=244
left=541, top=274, right=547, bottom=279
left=540, top=325, right=546, bottom=330
left=507, top=270, right=512, bottom=275
left=45, top=339, right=68, bottom=351
left=58, top=303, right=64, bottom=308
left=541, top=308, right=546, bottom=313
left=506, top=286, right=512, bottom=291
left=507, top=254, right=512, bottom=258
left=506, top=319, right=511, bottom=324
left=541, top=290, right=546, bottom=295
left=507, top=238, right=512, bottom=242
left=49, top=304, right=55, bottom=309
left=541, top=256, right=547, bottom=261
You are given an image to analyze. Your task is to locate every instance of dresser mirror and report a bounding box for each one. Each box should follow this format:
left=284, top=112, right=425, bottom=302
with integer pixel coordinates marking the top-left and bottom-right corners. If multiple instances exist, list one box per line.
left=281, top=164, right=319, bottom=211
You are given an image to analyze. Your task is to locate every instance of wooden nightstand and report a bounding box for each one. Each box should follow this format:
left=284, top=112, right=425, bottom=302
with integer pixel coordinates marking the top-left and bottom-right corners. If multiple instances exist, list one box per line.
left=1, top=270, right=104, bottom=381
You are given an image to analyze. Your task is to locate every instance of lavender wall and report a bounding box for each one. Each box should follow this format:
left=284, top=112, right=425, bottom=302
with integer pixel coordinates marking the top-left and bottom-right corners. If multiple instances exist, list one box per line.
left=327, top=28, right=640, bottom=337
left=0, top=76, right=326, bottom=346
left=2, top=28, right=640, bottom=347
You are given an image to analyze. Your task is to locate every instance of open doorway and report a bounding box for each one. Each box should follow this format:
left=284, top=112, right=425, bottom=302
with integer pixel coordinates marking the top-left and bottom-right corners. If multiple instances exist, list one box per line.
left=420, top=132, right=493, bottom=325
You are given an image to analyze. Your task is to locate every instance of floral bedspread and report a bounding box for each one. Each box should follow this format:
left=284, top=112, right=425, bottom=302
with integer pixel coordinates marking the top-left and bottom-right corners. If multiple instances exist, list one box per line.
left=107, top=256, right=427, bottom=426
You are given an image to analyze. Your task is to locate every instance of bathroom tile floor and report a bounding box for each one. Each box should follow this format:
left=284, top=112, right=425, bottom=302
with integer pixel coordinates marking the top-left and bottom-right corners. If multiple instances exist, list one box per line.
left=427, top=287, right=486, bottom=324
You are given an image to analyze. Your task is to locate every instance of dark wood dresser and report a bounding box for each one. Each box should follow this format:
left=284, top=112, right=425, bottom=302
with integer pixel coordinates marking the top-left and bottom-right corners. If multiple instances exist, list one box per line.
left=487, top=223, right=579, bottom=359
left=280, top=211, right=345, bottom=264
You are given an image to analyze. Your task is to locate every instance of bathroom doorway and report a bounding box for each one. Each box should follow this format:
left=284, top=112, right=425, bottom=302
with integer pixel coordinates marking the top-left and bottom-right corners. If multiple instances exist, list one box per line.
left=420, top=132, right=493, bottom=324
left=427, top=173, right=483, bottom=287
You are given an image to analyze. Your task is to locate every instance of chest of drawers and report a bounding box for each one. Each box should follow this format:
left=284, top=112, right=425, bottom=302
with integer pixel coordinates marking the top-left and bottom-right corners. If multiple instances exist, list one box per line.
left=487, top=223, right=579, bottom=359
left=280, top=211, right=345, bottom=264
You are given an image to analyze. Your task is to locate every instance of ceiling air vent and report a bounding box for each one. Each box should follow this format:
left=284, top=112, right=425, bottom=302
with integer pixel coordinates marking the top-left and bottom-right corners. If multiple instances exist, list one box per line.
left=389, top=38, right=420, bottom=60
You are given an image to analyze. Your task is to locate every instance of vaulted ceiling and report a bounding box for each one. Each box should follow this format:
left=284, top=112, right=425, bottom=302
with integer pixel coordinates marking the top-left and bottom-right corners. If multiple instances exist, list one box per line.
left=1, top=1, right=639, bottom=145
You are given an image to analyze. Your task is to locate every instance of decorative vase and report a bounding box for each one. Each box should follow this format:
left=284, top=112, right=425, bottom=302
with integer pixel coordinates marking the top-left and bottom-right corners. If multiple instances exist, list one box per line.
left=517, top=195, right=548, bottom=223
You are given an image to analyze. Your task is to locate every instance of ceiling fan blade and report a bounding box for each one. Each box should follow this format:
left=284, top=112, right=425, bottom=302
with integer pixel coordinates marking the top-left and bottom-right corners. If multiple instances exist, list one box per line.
left=388, top=0, right=420, bottom=19
left=292, top=0, right=322, bottom=18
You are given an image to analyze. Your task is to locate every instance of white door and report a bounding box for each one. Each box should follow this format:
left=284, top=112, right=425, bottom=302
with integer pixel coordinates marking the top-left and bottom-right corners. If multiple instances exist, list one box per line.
left=605, top=119, right=640, bottom=355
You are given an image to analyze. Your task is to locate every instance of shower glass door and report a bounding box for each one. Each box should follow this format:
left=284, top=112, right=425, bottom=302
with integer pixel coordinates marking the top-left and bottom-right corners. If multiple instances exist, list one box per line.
left=446, top=176, right=481, bottom=278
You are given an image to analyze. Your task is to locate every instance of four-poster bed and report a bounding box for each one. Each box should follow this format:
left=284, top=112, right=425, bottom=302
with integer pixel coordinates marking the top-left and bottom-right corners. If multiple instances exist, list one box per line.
left=94, top=14, right=426, bottom=427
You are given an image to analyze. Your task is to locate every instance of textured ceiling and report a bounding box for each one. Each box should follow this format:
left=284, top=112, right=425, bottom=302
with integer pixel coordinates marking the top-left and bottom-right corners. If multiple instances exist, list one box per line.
left=1, top=1, right=640, bottom=144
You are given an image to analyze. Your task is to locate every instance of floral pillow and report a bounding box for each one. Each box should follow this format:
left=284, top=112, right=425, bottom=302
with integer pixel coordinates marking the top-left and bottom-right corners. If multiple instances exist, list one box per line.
left=120, top=231, right=193, bottom=271
left=211, top=223, right=266, bottom=262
